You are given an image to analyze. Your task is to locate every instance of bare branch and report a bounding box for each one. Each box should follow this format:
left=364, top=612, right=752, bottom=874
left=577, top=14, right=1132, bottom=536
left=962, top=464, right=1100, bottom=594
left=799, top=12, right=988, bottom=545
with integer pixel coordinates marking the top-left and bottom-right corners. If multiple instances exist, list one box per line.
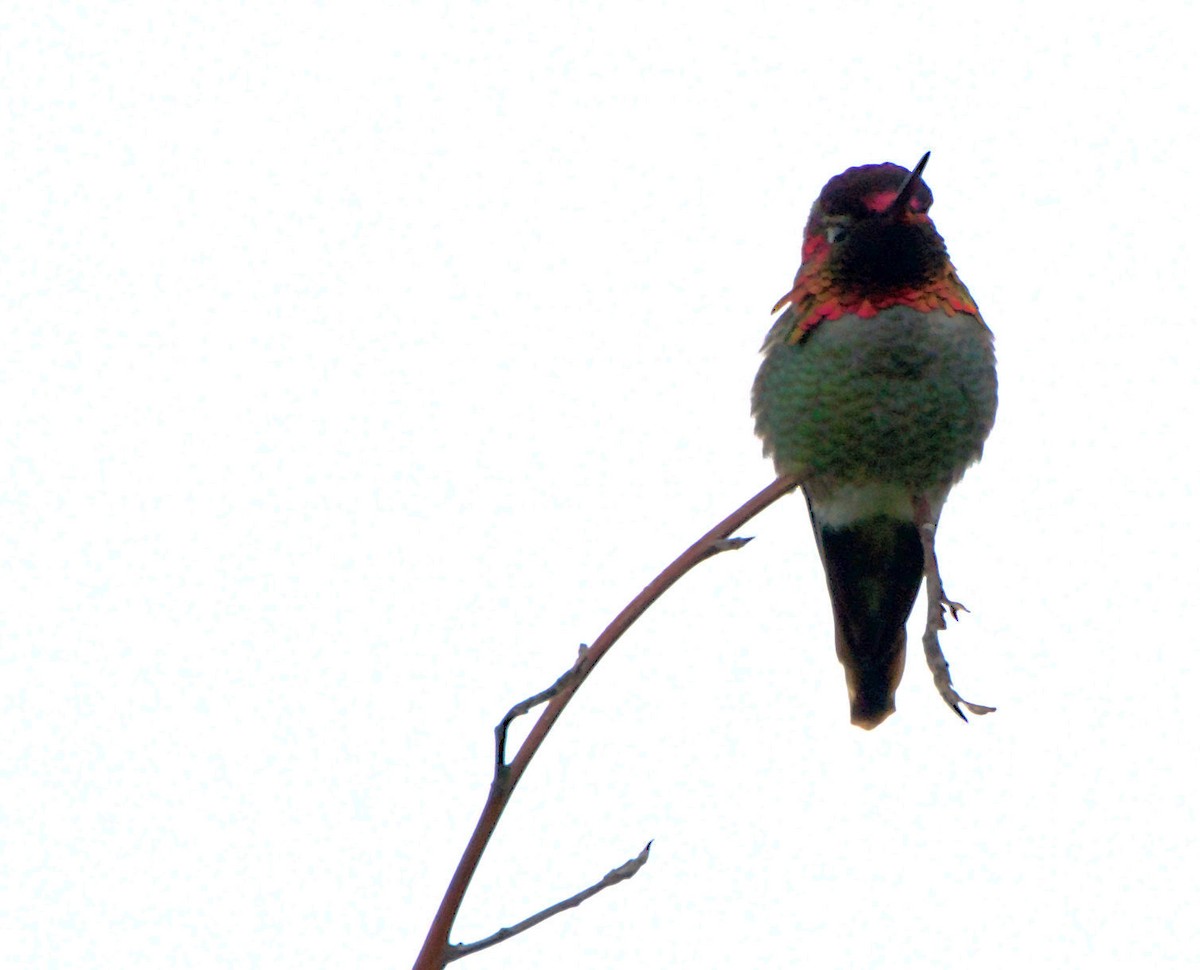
left=446, top=842, right=654, bottom=963
left=412, top=476, right=799, bottom=970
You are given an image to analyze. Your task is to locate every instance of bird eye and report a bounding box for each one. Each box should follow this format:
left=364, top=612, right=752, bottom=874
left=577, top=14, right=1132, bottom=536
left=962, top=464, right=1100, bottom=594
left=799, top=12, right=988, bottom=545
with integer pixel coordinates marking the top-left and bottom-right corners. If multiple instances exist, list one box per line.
left=826, top=225, right=848, bottom=244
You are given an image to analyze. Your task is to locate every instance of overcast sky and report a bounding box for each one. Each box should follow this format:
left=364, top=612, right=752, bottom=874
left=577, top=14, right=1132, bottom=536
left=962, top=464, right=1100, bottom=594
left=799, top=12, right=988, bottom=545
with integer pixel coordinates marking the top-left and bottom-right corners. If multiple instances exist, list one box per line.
left=3, top=2, right=1198, bottom=968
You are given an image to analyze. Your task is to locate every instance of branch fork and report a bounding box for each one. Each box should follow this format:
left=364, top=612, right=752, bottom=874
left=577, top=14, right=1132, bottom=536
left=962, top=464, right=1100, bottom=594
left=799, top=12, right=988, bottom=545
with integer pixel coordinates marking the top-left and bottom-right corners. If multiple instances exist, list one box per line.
left=412, top=477, right=800, bottom=970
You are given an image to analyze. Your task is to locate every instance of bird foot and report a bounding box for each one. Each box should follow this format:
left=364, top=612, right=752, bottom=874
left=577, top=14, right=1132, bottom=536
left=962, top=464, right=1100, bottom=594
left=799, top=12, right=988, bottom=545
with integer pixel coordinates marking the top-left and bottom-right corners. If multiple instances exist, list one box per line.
left=915, top=508, right=993, bottom=722
left=922, top=625, right=997, bottom=721
left=941, top=595, right=968, bottom=622
left=940, top=595, right=969, bottom=624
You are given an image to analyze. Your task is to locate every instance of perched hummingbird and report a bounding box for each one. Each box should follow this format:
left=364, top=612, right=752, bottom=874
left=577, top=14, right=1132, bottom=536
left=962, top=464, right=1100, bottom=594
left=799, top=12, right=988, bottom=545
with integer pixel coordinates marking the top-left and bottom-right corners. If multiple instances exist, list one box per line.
left=752, top=153, right=997, bottom=729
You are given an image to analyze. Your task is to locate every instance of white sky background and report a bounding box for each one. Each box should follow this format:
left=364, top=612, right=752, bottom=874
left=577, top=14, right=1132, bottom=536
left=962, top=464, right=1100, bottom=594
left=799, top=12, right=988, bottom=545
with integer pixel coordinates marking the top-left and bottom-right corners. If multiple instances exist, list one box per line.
left=3, top=1, right=1198, bottom=967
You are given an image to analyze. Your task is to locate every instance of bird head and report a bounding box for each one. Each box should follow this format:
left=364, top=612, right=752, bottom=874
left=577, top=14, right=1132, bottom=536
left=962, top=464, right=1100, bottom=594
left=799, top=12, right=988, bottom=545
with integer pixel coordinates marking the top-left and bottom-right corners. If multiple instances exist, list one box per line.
left=770, top=153, right=978, bottom=335
left=800, top=152, right=948, bottom=297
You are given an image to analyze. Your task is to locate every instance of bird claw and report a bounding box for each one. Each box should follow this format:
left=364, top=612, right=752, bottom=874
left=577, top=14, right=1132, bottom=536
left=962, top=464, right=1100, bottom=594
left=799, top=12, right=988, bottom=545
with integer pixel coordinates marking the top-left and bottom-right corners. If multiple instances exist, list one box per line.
left=923, top=628, right=996, bottom=721
left=942, top=687, right=997, bottom=721
left=942, top=596, right=968, bottom=622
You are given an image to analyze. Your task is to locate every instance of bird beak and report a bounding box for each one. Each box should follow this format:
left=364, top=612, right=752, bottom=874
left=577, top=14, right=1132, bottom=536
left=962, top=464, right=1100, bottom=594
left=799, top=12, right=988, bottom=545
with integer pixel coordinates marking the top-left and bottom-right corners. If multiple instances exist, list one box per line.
left=884, top=151, right=931, bottom=219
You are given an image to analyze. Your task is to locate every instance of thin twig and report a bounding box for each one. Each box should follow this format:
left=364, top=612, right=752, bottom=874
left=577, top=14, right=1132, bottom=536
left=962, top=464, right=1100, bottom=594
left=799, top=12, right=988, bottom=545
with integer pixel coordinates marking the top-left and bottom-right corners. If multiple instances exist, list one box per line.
left=412, top=476, right=799, bottom=970
left=445, top=842, right=654, bottom=962
left=494, top=645, right=588, bottom=772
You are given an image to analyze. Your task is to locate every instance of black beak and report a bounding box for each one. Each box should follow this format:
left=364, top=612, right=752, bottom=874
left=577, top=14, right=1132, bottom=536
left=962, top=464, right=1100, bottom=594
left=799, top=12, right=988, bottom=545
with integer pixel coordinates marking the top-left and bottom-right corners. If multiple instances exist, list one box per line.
left=884, top=151, right=931, bottom=220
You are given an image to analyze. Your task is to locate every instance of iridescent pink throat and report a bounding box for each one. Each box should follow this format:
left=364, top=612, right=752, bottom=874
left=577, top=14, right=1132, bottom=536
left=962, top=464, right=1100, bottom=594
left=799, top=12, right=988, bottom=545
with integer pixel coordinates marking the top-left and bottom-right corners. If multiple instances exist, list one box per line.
left=772, top=233, right=980, bottom=344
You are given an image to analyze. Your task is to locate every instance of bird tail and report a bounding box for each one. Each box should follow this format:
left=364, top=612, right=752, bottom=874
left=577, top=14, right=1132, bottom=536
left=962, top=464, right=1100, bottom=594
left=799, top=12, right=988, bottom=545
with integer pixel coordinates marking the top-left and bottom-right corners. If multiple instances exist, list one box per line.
left=806, top=501, right=925, bottom=729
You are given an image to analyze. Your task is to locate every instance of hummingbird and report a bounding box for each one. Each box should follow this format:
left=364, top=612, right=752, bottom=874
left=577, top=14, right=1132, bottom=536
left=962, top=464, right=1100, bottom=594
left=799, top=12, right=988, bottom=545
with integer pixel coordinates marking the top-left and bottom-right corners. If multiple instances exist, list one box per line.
left=752, top=153, right=997, bottom=729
